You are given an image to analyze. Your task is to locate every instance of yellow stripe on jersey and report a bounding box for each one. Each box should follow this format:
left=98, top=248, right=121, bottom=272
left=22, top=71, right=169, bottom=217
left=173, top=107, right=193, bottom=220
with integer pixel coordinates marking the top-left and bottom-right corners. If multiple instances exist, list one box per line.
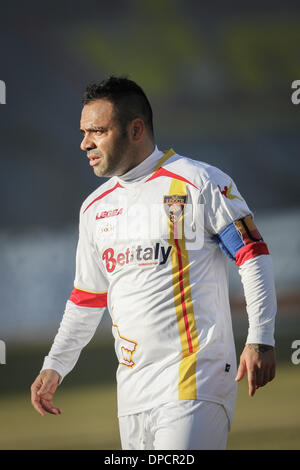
left=167, top=178, right=200, bottom=400
left=73, top=285, right=107, bottom=295
left=153, top=148, right=175, bottom=173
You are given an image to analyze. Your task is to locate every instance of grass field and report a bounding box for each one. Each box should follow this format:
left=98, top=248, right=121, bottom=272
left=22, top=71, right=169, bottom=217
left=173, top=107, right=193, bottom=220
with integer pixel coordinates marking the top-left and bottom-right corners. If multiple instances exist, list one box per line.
left=0, top=362, right=299, bottom=450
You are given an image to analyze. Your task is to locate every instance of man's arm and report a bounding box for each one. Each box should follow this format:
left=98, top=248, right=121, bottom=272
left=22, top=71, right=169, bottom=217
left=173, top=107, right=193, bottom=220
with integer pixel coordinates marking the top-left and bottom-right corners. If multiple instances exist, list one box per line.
left=201, top=170, right=277, bottom=397
left=214, top=218, right=277, bottom=396
left=40, top=299, right=107, bottom=382
left=31, top=301, right=106, bottom=416
left=235, top=253, right=277, bottom=396
left=31, top=204, right=108, bottom=416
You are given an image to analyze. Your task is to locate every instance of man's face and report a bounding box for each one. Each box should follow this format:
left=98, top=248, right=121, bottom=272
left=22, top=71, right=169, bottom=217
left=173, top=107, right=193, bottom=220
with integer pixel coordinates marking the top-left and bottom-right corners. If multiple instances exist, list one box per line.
left=80, top=99, right=131, bottom=177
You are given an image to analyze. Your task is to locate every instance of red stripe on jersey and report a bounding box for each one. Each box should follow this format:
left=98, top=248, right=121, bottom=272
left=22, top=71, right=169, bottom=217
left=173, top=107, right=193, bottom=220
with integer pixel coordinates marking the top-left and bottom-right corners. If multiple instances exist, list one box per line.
left=174, top=223, right=194, bottom=354
left=83, top=182, right=123, bottom=213
left=146, top=167, right=199, bottom=189
left=70, top=288, right=107, bottom=308
left=235, top=242, right=269, bottom=267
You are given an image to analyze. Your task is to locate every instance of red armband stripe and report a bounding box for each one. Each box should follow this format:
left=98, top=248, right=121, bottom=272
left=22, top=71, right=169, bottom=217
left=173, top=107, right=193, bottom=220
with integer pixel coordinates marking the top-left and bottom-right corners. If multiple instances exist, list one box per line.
left=235, top=242, right=269, bottom=267
left=70, top=287, right=107, bottom=308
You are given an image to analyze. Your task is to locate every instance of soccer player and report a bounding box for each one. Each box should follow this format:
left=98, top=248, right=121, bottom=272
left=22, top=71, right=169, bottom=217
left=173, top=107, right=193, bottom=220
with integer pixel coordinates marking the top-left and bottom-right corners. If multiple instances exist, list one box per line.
left=30, top=76, right=277, bottom=450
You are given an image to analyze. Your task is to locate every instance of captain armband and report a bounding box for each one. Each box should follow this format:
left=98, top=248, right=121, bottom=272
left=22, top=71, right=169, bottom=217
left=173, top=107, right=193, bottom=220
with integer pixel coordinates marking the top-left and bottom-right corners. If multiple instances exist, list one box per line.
left=214, top=215, right=269, bottom=266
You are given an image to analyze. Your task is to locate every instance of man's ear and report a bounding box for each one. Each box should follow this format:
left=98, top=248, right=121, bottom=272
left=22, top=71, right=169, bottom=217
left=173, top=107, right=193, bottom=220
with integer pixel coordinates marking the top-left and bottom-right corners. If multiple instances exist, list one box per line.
left=131, top=119, right=144, bottom=140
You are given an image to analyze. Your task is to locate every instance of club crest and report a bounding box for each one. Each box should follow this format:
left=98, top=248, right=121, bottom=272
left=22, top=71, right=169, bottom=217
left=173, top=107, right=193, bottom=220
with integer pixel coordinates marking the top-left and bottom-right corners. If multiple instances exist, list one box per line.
left=164, top=194, right=187, bottom=223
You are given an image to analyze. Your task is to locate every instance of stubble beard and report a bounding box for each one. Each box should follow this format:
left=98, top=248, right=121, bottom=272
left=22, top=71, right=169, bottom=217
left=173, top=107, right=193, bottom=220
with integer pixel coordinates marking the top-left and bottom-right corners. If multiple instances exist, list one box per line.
left=93, top=132, right=130, bottom=178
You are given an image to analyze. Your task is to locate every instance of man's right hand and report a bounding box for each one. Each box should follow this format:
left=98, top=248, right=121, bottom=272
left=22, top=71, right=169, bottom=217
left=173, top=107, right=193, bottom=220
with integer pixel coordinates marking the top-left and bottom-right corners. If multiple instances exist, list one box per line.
left=31, top=369, right=62, bottom=416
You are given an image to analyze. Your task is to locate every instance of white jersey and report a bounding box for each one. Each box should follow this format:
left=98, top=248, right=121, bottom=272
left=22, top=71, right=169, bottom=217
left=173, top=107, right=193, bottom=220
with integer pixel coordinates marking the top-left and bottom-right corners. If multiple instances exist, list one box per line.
left=42, top=146, right=276, bottom=428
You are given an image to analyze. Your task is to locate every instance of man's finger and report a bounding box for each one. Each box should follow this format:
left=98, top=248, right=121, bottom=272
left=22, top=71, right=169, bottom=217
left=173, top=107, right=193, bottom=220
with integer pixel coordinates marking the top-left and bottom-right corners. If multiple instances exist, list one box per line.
left=40, top=399, right=62, bottom=415
left=31, top=379, right=46, bottom=415
left=247, top=367, right=257, bottom=397
left=255, top=367, right=265, bottom=387
left=38, top=391, right=55, bottom=401
left=262, top=367, right=271, bottom=387
left=31, top=396, right=47, bottom=416
left=235, top=360, right=246, bottom=382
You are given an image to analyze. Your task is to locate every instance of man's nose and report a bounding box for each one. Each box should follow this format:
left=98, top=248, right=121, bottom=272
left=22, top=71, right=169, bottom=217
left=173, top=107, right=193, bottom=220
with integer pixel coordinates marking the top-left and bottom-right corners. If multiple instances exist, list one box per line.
left=80, top=134, right=96, bottom=151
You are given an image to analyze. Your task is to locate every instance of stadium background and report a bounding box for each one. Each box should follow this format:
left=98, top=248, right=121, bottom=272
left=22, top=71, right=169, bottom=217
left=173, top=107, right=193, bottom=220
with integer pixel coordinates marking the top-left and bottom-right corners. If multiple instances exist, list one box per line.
left=0, top=0, right=299, bottom=449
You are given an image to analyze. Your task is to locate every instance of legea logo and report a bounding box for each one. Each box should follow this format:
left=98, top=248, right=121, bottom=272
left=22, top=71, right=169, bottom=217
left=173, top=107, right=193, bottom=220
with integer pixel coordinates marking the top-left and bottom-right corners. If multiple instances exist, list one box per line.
left=0, top=80, right=6, bottom=104
left=96, top=208, right=123, bottom=220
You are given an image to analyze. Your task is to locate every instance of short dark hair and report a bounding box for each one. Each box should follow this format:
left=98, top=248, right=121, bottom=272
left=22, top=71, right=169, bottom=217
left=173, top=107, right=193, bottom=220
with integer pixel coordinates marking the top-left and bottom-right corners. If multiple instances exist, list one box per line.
left=82, top=76, right=154, bottom=138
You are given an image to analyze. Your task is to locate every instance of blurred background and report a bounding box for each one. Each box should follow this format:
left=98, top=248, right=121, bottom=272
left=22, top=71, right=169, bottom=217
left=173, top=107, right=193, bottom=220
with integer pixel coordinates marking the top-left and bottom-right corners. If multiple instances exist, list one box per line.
left=0, top=0, right=299, bottom=450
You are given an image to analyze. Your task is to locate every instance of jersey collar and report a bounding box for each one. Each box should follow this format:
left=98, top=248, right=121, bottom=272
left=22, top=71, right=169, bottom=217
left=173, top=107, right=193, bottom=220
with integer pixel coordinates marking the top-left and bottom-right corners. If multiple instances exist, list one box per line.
left=116, top=146, right=164, bottom=183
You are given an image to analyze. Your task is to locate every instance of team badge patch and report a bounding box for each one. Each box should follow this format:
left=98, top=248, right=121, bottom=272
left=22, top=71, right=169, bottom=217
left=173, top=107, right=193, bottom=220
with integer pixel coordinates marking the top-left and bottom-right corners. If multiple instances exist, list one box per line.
left=234, top=216, right=263, bottom=244
left=164, top=194, right=187, bottom=223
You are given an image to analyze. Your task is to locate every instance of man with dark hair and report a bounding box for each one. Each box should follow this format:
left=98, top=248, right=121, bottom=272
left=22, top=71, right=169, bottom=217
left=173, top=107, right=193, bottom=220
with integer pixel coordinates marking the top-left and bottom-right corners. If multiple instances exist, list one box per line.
left=31, top=76, right=277, bottom=450
left=82, top=76, right=154, bottom=138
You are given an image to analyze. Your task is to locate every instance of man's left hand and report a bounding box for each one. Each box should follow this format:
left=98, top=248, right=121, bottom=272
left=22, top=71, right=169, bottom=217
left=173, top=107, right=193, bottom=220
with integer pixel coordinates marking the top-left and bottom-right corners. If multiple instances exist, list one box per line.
left=235, top=344, right=276, bottom=397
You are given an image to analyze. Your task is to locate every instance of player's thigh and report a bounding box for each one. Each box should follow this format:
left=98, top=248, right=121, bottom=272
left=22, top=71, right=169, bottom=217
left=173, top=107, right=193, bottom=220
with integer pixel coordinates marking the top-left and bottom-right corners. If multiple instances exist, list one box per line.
left=118, top=414, right=140, bottom=450
left=118, top=412, right=154, bottom=450
left=152, top=400, right=229, bottom=450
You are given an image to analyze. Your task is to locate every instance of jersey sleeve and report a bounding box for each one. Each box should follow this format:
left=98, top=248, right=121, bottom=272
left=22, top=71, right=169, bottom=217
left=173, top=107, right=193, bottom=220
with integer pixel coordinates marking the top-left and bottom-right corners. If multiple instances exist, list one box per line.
left=40, top=206, right=109, bottom=383
left=201, top=168, right=252, bottom=236
left=201, top=168, right=269, bottom=266
left=239, top=255, right=277, bottom=346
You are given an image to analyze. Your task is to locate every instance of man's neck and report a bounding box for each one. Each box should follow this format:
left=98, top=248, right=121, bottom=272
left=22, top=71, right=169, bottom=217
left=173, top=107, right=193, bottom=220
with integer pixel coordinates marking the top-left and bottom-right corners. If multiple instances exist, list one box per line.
left=117, top=144, right=161, bottom=183
left=119, top=142, right=156, bottom=176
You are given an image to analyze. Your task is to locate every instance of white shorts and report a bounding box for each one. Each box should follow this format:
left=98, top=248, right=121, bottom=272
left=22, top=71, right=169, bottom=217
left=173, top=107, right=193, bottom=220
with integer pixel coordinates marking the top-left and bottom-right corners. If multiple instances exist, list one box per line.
left=118, top=400, right=230, bottom=450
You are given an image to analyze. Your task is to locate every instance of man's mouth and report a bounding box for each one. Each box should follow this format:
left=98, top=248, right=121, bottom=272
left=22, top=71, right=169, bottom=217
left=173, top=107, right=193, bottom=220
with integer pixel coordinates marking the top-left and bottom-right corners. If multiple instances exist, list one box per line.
left=88, top=155, right=102, bottom=167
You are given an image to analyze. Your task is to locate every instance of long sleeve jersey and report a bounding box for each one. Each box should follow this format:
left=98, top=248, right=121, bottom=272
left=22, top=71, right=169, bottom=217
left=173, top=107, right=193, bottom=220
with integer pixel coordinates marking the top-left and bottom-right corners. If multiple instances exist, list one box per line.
left=41, top=146, right=277, bottom=428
